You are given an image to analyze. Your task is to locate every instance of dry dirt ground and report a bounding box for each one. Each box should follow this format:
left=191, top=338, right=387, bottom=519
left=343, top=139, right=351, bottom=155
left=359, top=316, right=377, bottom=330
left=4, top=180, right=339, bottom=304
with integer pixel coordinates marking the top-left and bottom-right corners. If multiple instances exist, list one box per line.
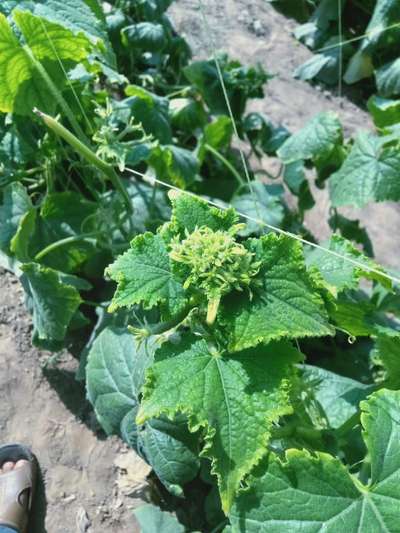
left=1, top=2, right=399, bottom=533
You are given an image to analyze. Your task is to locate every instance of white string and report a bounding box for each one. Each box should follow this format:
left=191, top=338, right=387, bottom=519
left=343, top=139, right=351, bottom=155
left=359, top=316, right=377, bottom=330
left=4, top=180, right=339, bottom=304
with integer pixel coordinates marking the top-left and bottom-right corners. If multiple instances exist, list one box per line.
left=124, top=166, right=400, bottom=287
left=197, top=0, right=263, bottom=223
left=316, top=21, right=400, bottom=54
left=337, top=0, right=343, bottom=98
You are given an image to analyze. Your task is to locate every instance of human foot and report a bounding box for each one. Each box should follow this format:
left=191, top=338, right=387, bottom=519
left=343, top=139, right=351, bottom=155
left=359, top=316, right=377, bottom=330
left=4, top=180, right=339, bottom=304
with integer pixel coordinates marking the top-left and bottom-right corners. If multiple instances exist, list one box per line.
left=0, top=445, right=37, bottom=533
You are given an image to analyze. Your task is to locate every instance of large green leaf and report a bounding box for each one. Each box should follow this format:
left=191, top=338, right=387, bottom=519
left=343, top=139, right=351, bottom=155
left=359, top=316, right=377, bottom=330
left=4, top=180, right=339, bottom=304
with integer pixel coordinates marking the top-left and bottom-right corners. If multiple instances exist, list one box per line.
left=137, top=416, right=200, bottom=496
left=20, top=262, right=82, bottom=342
left=86, top=327, right=154, bottom=434
left=138, top=334, right=301, bottom=511
left=86, top=327, right=200, bottom=494
left=278, top=112, right=342, bottom=164
left=220, top=234, right=334, bottom=352
left=0, top=182, right=32, bottom=252
left=376, top=58, right=400, bottom=97
left=230, top=389, right=400, bottom=532
left=306, top=234, right=389, bottom=294
left=0, top=9, right=93, bottom=114
left=329, top=133, right=400, bottom=207
left=133, top=504, right=185, bottom=533
left=106, top=233, right=187, bottom=316
left=374, top=333, right=400, bottom=388
left=301, top=364, right=375, bottom=429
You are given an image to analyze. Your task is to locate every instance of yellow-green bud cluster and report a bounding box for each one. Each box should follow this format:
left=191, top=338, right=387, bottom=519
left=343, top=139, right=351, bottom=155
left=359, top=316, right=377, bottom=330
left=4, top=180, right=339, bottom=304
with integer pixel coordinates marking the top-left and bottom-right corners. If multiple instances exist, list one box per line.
left=169, top=225, right=261, bottom=302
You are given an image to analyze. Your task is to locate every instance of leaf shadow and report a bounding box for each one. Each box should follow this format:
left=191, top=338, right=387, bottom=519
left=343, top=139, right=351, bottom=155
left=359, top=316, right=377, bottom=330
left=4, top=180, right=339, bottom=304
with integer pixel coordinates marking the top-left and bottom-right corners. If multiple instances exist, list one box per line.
left=42, top=367, right=108, bottom=441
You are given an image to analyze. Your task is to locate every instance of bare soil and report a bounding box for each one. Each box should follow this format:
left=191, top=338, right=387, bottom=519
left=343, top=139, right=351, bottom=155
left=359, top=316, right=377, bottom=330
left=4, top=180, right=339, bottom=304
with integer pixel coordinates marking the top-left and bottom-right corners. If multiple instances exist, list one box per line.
left=1, top=2, right=399, bottom=533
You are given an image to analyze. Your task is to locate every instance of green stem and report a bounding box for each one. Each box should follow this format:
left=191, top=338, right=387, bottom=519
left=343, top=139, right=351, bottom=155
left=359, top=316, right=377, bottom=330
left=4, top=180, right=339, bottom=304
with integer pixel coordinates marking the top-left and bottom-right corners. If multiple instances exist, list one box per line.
left=24, top=46, right=88, bottom=144
left=204, top=143, right=245, bottom=187
left=206, top=295, right=221, bottom=326
left=34, top=233, right=98, bottom=261
left=34, top=110, right=133, bottom=213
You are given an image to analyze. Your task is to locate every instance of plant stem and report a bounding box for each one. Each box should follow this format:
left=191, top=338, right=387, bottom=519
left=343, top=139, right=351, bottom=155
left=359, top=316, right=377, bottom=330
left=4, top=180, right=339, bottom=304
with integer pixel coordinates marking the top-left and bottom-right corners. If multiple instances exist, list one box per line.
left=204, top=143, right=246, bottom=187
left=34, top=233, right=98, bottom=261
left=34, top=110, right=133, bottom=213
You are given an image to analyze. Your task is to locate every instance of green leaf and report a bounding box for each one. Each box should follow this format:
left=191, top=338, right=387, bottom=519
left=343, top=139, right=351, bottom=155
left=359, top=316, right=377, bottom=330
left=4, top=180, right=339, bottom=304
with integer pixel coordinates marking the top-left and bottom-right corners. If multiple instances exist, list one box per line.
left=31, top=191, right=98, bottom=273
left=169, top=97, right=208, bottom=132
left=10, top=208, right=37, bottom=261
left=278, top=112, right=342, bottom=164
left=133, top=504, right=185, bottom=533
left=232, top=182, right=285, bottom=236
left=138, top=416, right=200, bottom=496
left=149, top=144, right=198, bottom=188
left=376, top=58, right=400, bottom=97
left=0, top=182, right=32, bottom=253
left=198, top=115, right=234, bottom=162
left=220, top=234, right=334, bottom=352
left=106, top=233, right=187, bottom=316
left=122, top=22, right=167, bottom=52
left=124, top=86, right=172, bottom=144
left=0, top=10, right=92, bottom=115
left=367, top=95, right=400, bottom=128
left=166, top=193, right=238, bottom=237
left=329, top=132, right=400, bottom=207
left=374, top=333, right=400, bottom=388
left=86, top=327, right=200, bottom=493
left=301, top=364, right=375, bottom=429
left=294, top=36, right=348, bottom=86
left=20, top=262, right=82, bottom=342
left=138, top=334, right=301, bottom=511
left=328, top=212, right=373, bottom=256
left=243, top=112, right=289, bottom=156
left=306, top=234, right=389, bottom=293
left=86, top=327, right=156, bottom=434
left=230, top=389, right=400, bottom=532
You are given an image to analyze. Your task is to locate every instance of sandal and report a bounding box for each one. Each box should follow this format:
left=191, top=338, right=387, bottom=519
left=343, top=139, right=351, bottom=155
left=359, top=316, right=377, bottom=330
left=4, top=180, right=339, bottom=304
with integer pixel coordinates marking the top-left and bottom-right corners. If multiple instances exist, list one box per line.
left=0, top=444, right=37, bottom=533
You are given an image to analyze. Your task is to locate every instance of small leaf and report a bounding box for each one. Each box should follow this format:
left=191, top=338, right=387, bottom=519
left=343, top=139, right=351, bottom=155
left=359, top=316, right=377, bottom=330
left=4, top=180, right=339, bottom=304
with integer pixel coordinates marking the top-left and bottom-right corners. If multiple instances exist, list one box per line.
left=306, top=234, right=389, bottom=293
left=21, top=262, right=82, bottom=342
left=232, top=182, right=285, bottom=236
left=106, top=233, right=187, bottom=316
left=149, top=144, right=198, bottom=188
left=124, top=86, right=172, bottom=144
left=329, top=132, right=400, bottom=207
left=122, top=22, right=167, bottom=52
left=301, top=364, right=375, bottom=429
left=278, top=111, right=342, bottom=164
left=374, top=333, right=400, bottom=388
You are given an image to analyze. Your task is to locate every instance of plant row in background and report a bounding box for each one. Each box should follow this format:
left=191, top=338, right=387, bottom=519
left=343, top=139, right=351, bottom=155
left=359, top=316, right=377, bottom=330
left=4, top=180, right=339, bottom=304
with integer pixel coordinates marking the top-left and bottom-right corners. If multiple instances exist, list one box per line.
left=0, top=0, right=400, bottom=531
left=269, top=0, right=400, bottom=98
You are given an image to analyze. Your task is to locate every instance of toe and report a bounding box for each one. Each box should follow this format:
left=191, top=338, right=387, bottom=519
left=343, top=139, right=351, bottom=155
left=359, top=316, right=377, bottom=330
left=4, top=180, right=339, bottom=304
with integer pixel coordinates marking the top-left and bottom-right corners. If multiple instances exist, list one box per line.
left=15, top=459, right=29, bottom=469
left=2, top=461, right=15, bottom=472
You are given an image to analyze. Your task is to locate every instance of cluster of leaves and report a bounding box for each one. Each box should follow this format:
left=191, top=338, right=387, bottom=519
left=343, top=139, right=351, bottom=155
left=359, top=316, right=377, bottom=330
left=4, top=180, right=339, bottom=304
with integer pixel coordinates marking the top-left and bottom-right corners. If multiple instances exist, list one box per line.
left=270, top=0, right=400, bottom=98
left=1, top=0, right=400, bottom=531
left=0, top=0, right=281, bottom=354
left=89, top=192, right=400, bottom=530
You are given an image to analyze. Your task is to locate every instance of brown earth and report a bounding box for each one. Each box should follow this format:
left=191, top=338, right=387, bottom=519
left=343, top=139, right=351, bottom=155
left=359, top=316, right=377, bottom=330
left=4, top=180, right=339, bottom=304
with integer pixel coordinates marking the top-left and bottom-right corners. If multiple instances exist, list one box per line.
left=1, top=2, right=399, bottom=533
